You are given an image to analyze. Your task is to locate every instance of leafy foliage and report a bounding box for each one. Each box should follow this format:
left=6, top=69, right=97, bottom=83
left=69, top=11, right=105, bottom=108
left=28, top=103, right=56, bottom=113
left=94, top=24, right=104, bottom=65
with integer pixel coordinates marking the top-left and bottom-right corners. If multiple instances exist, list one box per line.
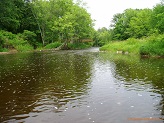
left=150, top=2, right=164, bottom=33
left=31, top=0, right=94, bottom=46
left=110, top=8, right=154, bottom=40
left=0, top=0, right=95, bottom=52
left=98, top=1, right=164, bottom=56
left=95, top=27, right=112, bottom=46
left=98, top=2, right=163, bottom=42
left=0, top=30, right=33, bottom=52
left=44, top=42, right=62, bottom=49
left=100, top=34, right=164, bottom=57
left=22, top=30, right=37, bottom=48
left=140, top=34, right=164, bottom=56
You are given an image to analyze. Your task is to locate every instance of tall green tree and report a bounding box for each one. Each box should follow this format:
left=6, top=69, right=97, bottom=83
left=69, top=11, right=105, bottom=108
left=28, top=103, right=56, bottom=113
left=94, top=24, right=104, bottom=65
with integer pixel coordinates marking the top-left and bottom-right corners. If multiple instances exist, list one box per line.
left=72, top=4, right=94, bottom=42
left=95, top=27, right=112, bottom=46
left=31, top=0, right=51, bottom=46
left=0, top=0, right=94, bottom=50
left=0, top=0, right=23, bottom=33
left=111, top=9, right=139, bottom=40
left=51, top=0, right=94, bottom=47
left=128, top=9, right=152, bottom=38
left=151, top=2, right=164, bottom=34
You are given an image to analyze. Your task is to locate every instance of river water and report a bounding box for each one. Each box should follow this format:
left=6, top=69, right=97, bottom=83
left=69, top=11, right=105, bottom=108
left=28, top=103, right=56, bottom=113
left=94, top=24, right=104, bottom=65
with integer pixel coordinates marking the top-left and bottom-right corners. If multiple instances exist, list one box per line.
left=0, top=48, right=164, bottom=123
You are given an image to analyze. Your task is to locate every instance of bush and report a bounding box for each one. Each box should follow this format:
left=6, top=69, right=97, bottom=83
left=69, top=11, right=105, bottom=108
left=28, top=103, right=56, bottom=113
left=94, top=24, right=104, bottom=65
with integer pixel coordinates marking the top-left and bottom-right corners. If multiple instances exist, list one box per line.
left=15, top=44, right=33, bottom=52
left=0, top=30, right=34, bottom=52
left=44, top=42, right=62, bottom=49
left=0, top=46, right=8, bottom=52
left=22, top=30, right=37, bottom=48
left=140, top=34, right=164, bottom=56
left=36, top=43, right=44, bottom=50
left=0, top=30, right=16, bottom=48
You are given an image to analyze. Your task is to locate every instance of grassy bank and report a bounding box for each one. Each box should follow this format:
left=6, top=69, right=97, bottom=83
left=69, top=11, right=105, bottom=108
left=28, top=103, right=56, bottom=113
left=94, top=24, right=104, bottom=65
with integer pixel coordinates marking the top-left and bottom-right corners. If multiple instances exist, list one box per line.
left=100, top=34, right=164, bottom=57
left=100, top=38, right=144, bottom=54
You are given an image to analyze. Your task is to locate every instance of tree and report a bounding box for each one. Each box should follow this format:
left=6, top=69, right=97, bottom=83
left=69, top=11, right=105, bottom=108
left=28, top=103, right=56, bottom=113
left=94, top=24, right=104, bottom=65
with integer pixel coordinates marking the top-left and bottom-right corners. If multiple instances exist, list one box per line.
left=128, top=9, right=152, bottom=38
left=151, top=2, right=164, bottom=33
left=72, top=4, right=94, bottom=42
left=95, top=27, right=112, bottom=46
left=51, top=0, right=94, bottom=48
left=0, top=0, right=23, bottom=33
left=0, top=0, right=95, bottom=50
left=110, top=8, right=155, bottom=40
left=30, top=0, right=51, bottom=46
left=111, top=9, right=140, bottom=40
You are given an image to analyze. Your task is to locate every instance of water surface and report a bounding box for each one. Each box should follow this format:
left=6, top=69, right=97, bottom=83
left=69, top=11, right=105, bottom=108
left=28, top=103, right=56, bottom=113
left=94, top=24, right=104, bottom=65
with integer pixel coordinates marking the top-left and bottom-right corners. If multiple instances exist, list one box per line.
left=0, top=48, right=164, bottom=123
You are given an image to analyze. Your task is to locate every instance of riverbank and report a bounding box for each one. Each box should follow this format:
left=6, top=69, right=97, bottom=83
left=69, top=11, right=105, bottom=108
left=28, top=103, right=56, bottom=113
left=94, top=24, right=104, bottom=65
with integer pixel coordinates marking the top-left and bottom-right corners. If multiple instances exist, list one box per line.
left=0, top=49, right=18, bottom=55
left=100, top=34, right=164, bottom=57
left=0, top=42, right=94, bottom=55
left=0, top=30, right=94, bottom=54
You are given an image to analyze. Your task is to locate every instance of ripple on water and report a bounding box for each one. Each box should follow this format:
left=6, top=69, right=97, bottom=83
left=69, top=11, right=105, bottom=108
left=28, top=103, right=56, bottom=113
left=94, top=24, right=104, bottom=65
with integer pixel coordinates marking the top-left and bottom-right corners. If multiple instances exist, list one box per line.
left=0, top=49, right=164, bottom=123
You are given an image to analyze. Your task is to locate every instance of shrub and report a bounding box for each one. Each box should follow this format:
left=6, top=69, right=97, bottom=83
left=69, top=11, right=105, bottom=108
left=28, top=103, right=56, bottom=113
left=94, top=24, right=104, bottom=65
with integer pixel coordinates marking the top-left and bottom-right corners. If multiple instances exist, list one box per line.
left=44, top=42, right=62, bottom=49
left=0, top=30, right=34, bottom=52
left=140, top=34, right=164, bottom=56
left=15, top=44, right=33, bottom=52
left=0, top=46, right=8, bottom=52
left=22, top=30, right=37, bottom=48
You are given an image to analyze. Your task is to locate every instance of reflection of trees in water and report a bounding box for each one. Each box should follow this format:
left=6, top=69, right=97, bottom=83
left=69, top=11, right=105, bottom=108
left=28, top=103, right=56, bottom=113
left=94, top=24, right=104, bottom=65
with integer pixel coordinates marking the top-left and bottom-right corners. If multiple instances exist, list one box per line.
left=99, top=53, right=164, bottom=116
left=0, top=52, right=93, bottom=122
left=112, top=55, right=164, bottom=116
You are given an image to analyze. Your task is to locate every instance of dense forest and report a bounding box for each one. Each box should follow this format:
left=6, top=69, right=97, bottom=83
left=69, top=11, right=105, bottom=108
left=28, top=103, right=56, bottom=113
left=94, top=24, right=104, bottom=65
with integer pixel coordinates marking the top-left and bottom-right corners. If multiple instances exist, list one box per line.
left=0, top=0, right=95, bottom=52
left=0, top=0, right=164, bottom=56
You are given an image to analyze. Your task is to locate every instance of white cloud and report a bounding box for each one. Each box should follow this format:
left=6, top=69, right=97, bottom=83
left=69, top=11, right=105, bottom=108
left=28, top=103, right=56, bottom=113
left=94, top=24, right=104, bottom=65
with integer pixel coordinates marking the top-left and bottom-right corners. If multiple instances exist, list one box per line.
left=83, top=0, right=161, bottom=29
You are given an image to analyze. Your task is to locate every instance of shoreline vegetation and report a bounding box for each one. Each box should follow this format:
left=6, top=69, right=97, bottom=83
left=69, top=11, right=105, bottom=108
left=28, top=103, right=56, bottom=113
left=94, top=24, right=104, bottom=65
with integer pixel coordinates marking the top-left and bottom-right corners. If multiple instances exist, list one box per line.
left=0, top=0, right=94, bottom=54
left=0, top=31, right=163, bottom=58
left=0, top=32, right=163, bottom=58
left=100, top=34, right=164, bottom=58
left=96, top=1, right=164, bottom=58
left=0, top=42, right=93, bottom=55
left=0, top=0, right=163, bottom=58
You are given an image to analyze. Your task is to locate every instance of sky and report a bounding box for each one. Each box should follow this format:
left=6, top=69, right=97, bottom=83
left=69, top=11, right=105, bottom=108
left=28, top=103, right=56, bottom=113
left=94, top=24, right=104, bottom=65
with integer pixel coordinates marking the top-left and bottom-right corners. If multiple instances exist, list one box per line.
left=83, top=0, right=161, bottom=29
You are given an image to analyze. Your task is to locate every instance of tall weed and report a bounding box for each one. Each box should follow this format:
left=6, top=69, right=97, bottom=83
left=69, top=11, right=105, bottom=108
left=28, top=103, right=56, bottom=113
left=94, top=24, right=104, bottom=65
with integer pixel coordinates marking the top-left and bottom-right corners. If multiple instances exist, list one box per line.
left=44, top=42, right=62, bottom=49
left=140, top=34, right=164, bottom=56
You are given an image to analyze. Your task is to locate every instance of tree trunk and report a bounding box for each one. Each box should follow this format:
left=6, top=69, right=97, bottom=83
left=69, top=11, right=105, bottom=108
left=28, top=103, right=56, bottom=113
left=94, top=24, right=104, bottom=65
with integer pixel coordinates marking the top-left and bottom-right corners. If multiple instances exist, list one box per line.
left=30, top=5, right=45, bottom=46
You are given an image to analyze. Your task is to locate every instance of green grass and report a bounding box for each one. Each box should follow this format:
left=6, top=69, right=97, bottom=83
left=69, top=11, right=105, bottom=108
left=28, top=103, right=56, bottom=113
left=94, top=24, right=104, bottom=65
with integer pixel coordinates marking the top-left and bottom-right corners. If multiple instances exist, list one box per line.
left=100, top=34, right=164, bottom=57
left=100, top=38, right=145, bottom=54
left=44, top=42, right=62, bottom=49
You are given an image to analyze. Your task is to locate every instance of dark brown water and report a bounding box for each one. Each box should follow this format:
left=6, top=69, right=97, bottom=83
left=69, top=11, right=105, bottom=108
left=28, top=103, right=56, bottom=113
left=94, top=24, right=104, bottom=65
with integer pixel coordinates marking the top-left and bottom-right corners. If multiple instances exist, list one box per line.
left=0, top=48, right=164, bottom=123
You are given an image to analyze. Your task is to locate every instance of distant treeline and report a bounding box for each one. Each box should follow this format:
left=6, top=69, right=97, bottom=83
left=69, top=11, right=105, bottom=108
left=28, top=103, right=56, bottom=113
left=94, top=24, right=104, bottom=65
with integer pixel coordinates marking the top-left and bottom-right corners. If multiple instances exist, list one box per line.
left=95, top=1, right=164, bottom=46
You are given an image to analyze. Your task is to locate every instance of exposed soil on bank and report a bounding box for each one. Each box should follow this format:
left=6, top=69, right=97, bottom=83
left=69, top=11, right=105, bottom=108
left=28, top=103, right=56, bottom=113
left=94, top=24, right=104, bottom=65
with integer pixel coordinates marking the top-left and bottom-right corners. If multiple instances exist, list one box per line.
left=0, top=49, right=18, bottom=55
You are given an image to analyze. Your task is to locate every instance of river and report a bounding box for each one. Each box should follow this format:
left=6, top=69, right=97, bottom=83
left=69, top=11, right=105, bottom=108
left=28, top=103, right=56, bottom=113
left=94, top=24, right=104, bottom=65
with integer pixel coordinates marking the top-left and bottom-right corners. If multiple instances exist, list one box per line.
left=0, top=48, right=164, bottom=123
